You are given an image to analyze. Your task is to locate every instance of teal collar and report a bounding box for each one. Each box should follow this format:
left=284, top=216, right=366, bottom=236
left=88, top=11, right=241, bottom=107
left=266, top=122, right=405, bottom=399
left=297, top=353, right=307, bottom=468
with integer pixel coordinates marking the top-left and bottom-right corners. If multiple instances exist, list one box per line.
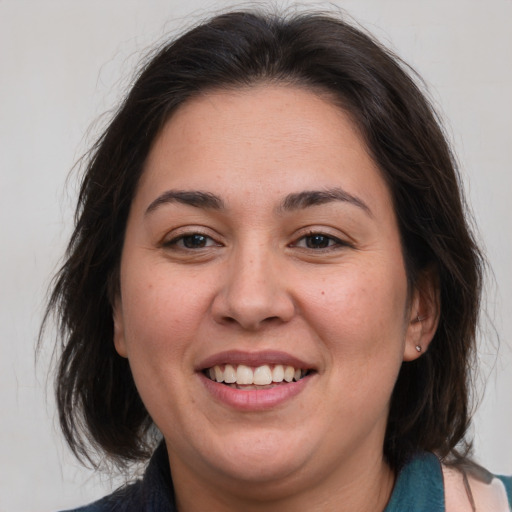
left=385, top=453, right=444, bottom=512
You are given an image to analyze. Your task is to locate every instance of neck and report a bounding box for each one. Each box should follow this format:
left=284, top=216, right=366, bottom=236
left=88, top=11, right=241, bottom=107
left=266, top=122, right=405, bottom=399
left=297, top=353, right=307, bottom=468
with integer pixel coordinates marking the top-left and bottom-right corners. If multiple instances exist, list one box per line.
left=170, top=449, right=395, bottom=512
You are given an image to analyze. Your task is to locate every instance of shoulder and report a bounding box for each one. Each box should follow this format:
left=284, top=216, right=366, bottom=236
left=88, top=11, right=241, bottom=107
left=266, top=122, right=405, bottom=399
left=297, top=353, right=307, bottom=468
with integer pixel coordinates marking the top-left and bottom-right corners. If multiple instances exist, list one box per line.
left=57, top=442, right=175, bottom=512
left=386, top=453, right=511, bottom=512
left=58, top=483, right=141, bottom=512
left=59, top=499, right=110, bottom=512
left=442, top=463, right=511, bottom=512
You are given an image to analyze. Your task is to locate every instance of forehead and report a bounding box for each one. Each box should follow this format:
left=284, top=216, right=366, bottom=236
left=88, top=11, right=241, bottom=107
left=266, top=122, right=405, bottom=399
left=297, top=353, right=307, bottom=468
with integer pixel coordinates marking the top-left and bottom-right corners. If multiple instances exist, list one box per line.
left=136, top=84, right=393, bottom=215
left=149, top=84, right=363, bottom=161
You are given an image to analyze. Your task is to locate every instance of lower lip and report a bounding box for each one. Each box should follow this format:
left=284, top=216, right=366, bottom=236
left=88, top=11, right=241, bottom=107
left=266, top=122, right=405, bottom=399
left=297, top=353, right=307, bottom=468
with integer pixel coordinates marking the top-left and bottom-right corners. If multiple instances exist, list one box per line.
left=199, top=373, right=312, bottom=411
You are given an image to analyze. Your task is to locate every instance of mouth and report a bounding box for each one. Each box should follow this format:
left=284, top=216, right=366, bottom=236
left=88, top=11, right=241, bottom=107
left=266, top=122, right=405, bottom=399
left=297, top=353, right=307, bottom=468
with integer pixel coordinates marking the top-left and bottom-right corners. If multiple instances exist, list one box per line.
left=198, top=352, right=316, bottom=409
left=203, top=363, right=312, bottom=390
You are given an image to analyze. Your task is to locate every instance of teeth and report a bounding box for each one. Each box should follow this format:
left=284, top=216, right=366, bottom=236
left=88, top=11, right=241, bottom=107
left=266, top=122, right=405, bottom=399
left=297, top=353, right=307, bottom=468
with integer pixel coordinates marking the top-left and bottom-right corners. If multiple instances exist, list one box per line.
left=214, top=366, right=224, bottom=383
left=284, top=365, right=295, bottom=382
left=224, top=364, right=236, bottom=383
left=236, top=364, right=254, bottom=385
left=253, top=365, right=272, bottom=385
left=207, top=363, right=308, bottom=385
left=272, top=364, right=284, bottom=382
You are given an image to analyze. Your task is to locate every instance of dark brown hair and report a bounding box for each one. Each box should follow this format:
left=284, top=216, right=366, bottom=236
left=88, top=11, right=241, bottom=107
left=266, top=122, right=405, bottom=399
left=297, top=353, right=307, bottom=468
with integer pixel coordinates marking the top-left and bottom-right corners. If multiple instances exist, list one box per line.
left=42, top=9, right=483, bottom=470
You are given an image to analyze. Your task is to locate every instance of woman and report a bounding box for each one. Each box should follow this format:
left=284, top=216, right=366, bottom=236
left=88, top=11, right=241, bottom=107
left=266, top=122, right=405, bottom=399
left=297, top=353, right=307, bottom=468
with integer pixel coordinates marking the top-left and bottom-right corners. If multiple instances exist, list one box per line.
left=44, top=9, right=511, bottom=512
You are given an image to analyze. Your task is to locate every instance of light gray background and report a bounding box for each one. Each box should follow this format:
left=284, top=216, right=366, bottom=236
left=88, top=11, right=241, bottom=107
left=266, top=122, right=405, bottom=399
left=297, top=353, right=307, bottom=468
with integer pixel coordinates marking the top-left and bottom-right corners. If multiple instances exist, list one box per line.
left=1, top=1, right=511, bottom=511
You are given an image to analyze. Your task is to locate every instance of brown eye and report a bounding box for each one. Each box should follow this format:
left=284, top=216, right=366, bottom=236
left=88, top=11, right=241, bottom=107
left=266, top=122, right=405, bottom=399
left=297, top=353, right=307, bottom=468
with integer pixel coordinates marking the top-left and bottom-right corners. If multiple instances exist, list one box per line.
left=164, top=233, right=219, bottom=250
left=304, top=234, right=333, bottom=249
left=181, top=234, right=209, bottom=248
left=293, top=233, right=344, bottom=250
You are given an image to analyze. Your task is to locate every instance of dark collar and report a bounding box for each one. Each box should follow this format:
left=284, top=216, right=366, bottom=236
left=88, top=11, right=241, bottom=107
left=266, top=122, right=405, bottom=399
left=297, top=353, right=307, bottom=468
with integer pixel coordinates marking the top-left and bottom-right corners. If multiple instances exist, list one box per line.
left=137, top=441, right=176, bottom=512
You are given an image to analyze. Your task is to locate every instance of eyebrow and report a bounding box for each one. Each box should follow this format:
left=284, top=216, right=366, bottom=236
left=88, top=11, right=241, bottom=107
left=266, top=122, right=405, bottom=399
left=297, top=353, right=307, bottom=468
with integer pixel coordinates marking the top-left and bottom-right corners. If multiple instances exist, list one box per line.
left=145, top=187, right=372, bottom=217
left=145, top=190, right=225, bottom=215
left=279, top=188, right=372, bottom=216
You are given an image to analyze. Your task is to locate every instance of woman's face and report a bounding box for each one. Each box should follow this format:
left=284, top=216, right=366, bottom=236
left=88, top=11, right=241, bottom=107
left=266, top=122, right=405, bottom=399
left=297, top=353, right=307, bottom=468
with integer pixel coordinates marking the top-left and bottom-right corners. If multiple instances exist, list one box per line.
left=114, top=85, right=428, bottom=493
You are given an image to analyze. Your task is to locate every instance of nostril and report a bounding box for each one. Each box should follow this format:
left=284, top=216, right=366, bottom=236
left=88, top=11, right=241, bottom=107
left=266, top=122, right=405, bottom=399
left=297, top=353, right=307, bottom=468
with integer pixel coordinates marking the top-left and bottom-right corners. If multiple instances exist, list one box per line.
left=221, top=314, right=284, bottom=330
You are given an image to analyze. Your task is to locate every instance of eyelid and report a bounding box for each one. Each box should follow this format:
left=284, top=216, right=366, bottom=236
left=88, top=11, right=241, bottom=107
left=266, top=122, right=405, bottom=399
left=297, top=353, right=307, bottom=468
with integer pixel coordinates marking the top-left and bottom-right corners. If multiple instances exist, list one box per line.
left=161, top=226, right=223, bottom=249
left=165, top=234, right=218, bottom=249
left=293, top=226, right=350, bottom=242
left=295, top=234, right=342, bottom=248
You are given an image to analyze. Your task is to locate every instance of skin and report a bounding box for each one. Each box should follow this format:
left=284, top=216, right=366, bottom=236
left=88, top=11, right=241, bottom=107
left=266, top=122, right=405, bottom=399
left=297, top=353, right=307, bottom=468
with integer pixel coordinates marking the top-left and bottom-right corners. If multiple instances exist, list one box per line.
left=113, top=85, right=438, bottom=512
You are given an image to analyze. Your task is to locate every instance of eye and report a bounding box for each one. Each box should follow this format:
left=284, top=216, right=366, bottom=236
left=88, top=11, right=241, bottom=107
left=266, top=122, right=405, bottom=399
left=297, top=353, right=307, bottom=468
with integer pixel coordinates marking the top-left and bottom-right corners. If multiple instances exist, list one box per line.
left=164, top=233, right=219, bottom=250
left=293, top=232, right=345, bottom=250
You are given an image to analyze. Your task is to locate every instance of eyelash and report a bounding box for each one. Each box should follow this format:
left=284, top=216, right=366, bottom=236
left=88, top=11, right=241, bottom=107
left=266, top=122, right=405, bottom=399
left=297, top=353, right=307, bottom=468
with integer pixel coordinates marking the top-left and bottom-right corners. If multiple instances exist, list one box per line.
left=162, top=232, right=221, bottom=250
left=291, top=231, right=348, bottom=251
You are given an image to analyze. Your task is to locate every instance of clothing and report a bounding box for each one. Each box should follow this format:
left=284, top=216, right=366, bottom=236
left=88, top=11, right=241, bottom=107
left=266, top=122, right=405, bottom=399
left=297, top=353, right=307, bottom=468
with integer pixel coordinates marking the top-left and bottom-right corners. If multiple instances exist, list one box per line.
left=61, top=443, right=512, bottom=512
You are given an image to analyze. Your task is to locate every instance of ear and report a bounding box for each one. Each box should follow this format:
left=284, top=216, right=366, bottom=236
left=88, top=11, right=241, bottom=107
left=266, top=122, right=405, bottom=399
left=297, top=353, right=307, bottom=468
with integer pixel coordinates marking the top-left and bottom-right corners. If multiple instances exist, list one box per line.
left=403, top=266, right=440, bottom=361
left=112, top=295, right=128, bottom=358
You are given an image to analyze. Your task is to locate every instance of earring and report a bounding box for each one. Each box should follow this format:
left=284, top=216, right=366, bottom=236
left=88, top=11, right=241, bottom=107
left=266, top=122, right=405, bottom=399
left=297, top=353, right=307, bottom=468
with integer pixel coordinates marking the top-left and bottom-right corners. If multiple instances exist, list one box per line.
left=415, top=314, right=423, bottom=353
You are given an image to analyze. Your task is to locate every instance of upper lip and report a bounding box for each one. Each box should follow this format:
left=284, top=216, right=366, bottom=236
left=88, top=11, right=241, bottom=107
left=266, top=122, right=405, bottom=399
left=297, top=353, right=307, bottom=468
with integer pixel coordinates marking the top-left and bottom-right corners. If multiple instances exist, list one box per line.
left=196, top=350, right=315, bottom=371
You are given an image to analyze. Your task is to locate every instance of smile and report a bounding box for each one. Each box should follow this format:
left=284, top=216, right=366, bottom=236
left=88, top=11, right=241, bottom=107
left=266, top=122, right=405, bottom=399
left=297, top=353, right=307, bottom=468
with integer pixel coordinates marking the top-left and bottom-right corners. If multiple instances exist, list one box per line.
left=205, top=364, right=310, bottom=388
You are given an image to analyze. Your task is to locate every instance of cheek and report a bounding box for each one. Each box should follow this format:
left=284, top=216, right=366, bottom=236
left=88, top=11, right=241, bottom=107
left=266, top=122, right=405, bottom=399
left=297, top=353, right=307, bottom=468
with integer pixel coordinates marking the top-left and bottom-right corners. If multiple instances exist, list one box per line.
left=299, top=260, right=409, bottom=401
left=303, top=267, right=408, bottom=430
left=117, top=268, right=208, bottom=424
left=306, top=267, right=407, bottom=339
left=118, top=264, right=212, bottom=364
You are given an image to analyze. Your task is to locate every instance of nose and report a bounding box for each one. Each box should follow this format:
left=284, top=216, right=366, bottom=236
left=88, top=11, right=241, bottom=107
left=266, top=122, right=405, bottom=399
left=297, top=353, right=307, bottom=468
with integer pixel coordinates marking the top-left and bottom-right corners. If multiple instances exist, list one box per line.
left=211, top=244, right=295, bottom=330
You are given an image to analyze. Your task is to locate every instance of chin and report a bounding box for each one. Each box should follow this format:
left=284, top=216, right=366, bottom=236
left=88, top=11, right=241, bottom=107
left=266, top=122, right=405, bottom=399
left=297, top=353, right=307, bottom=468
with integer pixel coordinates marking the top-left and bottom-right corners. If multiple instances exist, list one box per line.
left=183, top=426, right=316, bottom=487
